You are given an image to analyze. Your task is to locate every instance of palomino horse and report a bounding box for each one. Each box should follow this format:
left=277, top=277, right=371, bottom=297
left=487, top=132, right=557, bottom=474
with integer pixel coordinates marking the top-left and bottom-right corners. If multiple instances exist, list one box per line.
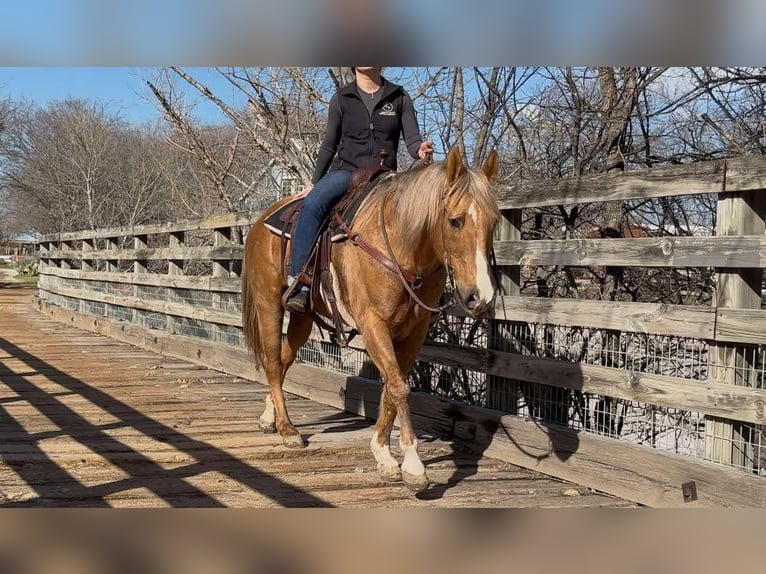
left=241, top=147, right=500, bottom=490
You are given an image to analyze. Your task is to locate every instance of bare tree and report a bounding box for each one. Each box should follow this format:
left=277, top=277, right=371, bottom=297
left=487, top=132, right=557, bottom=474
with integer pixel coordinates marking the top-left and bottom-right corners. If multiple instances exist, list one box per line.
left=0, top=99, right=169, bottom=234
left=146, top=67, right=334, bottom=199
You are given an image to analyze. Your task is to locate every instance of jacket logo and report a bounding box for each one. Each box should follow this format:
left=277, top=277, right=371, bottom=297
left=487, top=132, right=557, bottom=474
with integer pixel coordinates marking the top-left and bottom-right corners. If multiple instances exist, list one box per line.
left=378, top=102, right=396, bottom=116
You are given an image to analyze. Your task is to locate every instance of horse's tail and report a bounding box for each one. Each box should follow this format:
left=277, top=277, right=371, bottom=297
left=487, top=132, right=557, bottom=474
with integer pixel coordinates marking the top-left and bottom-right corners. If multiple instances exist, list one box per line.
left=241, top=264, right=263, bottom=372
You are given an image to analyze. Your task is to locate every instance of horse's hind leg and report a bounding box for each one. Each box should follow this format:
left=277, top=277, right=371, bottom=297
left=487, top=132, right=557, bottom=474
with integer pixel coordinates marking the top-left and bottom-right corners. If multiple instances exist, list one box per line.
left=258, top=313, right=313, bottom=434
left=257, top=304, right=311, bottom=448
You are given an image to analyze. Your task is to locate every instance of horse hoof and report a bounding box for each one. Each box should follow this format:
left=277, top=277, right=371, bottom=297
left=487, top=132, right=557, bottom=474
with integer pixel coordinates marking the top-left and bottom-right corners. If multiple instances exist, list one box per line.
left=377, top=464, right=402, bottom=483
left=402, top=471, right=430, bottom=492
left=258, top=421, right=277, bottom=434
left=282, top=434, right=306, bottom=449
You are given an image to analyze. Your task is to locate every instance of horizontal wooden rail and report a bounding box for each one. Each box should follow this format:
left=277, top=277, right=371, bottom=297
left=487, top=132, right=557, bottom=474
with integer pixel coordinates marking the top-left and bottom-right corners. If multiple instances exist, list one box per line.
left=714, top=309, right=766, bottom=345
left=494, top=297, right=766, bottom=345
left=495, top=296, right=715, bottom=339
left=39, top=267, right=241, bottom=293
left=418, top=342, right=766, bottom=425
left=495, top=236, right=766, bottom=268
left=496, top=156, right=766, bottom=209
left=37, top=299, right=766, bottom=507
left=44, top=235, right=765, bottom=269
left=44, top=246, right=245, bottom=262
left=39, top=211, right=259, bottom=243
left=40, top=283, right=242, bottom=327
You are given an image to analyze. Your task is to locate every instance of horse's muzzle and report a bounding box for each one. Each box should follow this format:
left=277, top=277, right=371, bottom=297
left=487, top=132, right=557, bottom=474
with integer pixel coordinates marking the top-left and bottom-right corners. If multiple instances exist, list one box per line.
left=458, top=289, right=492, bottom=318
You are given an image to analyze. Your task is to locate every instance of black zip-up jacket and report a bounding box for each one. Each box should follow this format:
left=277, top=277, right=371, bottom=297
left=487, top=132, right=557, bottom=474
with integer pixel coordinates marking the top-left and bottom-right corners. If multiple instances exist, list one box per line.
left=311, top=79, right=424, bottom=184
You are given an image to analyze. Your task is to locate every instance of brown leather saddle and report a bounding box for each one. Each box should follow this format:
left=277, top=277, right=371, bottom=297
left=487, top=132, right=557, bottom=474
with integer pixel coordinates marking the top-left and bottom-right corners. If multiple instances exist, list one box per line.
left=264, top=165, right=391, bottom=345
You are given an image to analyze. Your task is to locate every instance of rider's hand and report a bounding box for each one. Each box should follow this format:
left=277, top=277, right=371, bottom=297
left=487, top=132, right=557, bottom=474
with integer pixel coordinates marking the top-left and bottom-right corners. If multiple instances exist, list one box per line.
left=418, top=140, right=435, bottom=164
left=296, top=183, right=314, bottom=198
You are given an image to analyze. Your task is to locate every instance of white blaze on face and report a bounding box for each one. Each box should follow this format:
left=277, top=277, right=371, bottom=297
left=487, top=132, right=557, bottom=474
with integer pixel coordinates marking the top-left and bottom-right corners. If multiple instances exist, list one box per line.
left=468, top=203, right=495, bottom=303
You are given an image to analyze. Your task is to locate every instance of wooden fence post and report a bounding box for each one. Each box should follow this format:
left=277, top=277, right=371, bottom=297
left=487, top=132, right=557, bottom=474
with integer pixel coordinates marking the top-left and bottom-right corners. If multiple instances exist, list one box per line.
left=105, top=237, right=118, bottom=273
left=488, top=208, right=522, bottom=411
left=81, top=239, right=94, bottom=272
left=705, top=183, right=765, bottom=469
left=132, top=234, right=148, bottom=325
left=167, top=231, right=184, bottom=334
left=212, top=227, right=232, bottom=343
left=59, top=240, right=71, bottom=270
left=37, top=240, right=49, bottom=293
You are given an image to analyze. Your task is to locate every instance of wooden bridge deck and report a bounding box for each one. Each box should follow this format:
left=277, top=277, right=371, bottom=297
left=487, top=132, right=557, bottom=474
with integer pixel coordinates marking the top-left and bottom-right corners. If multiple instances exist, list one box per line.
left=0, top=284, right=634, bottom=507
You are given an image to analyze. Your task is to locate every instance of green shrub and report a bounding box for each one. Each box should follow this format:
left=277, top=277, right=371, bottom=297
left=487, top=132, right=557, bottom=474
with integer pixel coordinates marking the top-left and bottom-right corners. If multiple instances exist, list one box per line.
left=14, top=258, right=38, bottom=277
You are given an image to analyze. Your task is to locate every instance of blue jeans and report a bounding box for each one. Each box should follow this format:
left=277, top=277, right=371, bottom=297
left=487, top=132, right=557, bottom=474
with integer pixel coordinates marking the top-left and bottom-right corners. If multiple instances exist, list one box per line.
left=290, top=169, right=352, bottom=277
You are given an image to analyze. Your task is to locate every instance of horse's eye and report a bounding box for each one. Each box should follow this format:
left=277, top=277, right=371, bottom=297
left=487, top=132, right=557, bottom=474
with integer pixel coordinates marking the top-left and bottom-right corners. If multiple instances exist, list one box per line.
left=449, top=218, right=462, bottom=230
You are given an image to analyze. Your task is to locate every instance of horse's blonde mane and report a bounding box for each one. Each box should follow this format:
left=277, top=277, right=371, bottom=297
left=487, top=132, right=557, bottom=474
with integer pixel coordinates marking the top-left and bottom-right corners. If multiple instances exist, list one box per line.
left=354, top=161, right=500, bottom=250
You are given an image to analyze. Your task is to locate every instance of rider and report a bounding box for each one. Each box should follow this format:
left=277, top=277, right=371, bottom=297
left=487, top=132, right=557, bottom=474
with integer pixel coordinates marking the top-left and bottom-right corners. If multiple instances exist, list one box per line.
left=286, top=66, right=434, bottom=314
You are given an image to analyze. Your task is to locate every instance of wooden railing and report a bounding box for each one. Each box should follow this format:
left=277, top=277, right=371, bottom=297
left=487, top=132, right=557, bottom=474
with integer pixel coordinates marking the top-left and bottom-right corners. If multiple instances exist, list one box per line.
left=36, top=155, right=766, bottom=507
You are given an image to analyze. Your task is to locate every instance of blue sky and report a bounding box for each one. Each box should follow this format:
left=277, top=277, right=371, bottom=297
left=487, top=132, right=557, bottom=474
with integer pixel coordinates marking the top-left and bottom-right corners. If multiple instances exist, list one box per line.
left=0, top=67, right=426, bottom=128
left=0, top=67, right=238, bottom=125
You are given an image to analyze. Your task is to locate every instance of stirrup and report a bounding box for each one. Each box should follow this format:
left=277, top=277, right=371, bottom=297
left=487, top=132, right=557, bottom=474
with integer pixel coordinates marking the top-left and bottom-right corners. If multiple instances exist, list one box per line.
left=282, top=274, right=309, bottom=310
left=285, top=289, right=310, bottom=314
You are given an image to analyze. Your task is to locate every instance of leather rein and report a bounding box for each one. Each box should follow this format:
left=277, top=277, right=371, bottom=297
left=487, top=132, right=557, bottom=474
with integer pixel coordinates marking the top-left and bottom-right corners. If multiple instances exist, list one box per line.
left=378, top=192, right=455, bottom=314
left=333, top=156, right=457, bottom=316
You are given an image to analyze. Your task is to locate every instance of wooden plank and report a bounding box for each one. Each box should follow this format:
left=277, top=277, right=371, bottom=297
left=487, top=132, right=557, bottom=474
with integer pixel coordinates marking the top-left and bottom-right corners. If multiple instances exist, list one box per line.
left=45, top=245, right=244, bottom=262
left=715, top=309, right=766, bottom=345
left=39, top=267, right=241, bottom=293
left=451, top=410, right=766, bottom=508
left=39, top=211, right=260, bottom=243
left=417, top=342, right=766, bottom=425
left=495, top=156, right=766, bottom=209
left=40, top=284, right=242, bottom=327
left=496, top=296, right=716, bottom=339
left=723, top=156, right=766, bottom=195
left=37, top=300, right=766, bottom=507
left=494, top=236, right=766, bottom=268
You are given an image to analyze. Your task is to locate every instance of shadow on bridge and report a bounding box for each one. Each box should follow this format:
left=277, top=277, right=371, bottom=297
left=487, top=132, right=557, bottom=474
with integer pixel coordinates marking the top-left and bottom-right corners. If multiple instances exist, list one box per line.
left=0, top=332, right=334, bottom=508
left=335, top=356, right=584, bottom=502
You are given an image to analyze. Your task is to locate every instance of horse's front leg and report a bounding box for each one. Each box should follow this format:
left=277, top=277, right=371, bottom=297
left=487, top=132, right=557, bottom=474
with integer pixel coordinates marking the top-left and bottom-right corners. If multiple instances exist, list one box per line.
left=362, top=314, right=428, bottom=491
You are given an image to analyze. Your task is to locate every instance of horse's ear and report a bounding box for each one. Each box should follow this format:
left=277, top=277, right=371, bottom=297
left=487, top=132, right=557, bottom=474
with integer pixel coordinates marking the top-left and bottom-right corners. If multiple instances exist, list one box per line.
left=446, top=147, right=466, bottom=185
left=482, top=150, right=499, bottom=182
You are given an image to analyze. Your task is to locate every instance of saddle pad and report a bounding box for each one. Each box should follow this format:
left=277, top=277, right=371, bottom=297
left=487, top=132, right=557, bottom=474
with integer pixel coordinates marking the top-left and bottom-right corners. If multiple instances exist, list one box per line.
left=264, top=196, right=304, bottom=238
